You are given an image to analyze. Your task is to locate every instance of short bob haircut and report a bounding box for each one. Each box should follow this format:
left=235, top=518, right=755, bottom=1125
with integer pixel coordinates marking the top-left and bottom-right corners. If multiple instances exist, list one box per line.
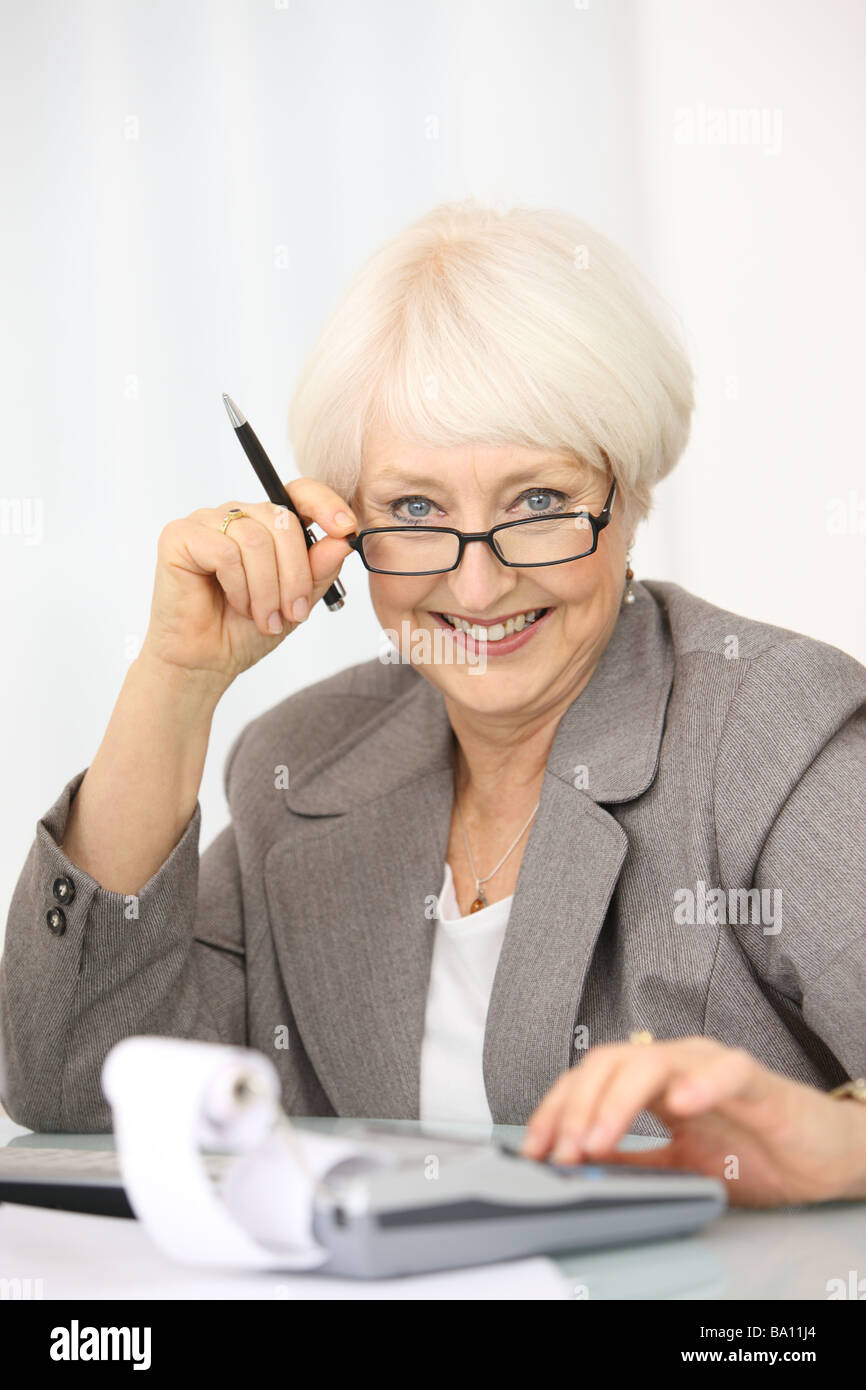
left=287, top=200, right=694, bottom=538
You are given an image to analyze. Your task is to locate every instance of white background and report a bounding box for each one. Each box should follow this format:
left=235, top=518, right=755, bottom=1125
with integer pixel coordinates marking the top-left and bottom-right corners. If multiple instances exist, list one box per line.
left=1, top=0, right=864, bottom=939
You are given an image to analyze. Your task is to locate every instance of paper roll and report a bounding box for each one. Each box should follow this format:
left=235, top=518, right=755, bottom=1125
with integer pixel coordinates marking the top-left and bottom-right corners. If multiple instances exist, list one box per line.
left=101, top=1037, right=397, bottom=1272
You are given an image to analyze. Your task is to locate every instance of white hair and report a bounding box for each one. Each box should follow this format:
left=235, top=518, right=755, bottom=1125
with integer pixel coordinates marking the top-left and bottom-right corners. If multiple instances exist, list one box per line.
left=287, top=199, right=694, bottom=534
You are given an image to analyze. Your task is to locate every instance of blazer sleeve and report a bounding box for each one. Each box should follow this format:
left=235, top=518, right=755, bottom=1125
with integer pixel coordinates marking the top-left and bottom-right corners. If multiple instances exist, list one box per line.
left=0, top=755, right=247, bottom=1133
left=751, top=708, right=866, bottom=1079
left=714, top=636, right=866, bottom=1082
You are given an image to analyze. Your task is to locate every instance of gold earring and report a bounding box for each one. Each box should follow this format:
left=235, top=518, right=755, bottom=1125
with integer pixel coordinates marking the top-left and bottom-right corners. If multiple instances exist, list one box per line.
left=623, top=550, right=635, bottom=605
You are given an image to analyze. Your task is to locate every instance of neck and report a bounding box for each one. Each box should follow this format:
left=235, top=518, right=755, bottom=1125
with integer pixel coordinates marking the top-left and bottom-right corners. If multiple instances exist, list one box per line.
left=445, top=664, right=599, bottom=813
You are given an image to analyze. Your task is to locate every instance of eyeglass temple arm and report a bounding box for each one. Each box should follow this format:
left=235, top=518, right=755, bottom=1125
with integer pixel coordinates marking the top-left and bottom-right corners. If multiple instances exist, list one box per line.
left=597, top=478, right=617, bottom=526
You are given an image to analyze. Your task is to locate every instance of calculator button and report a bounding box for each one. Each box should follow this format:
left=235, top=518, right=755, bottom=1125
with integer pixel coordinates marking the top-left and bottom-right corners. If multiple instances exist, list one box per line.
left=544, top=1162, right=605, bottom=1178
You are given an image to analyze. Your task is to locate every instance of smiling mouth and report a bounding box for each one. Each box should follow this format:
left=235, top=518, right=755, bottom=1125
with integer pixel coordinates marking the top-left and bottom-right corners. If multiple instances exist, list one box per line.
left=434, top=607, right=550, bottom=641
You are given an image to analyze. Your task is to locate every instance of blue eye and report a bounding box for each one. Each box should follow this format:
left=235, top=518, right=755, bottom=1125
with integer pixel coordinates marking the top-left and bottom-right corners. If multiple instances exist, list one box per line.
left=386, top=487, right=570, bottom=526
left=390, top=496, right=435, bottom=524
left=515, top=489, right=566, bottom=516
left=527, top=491, right=553, bottom=511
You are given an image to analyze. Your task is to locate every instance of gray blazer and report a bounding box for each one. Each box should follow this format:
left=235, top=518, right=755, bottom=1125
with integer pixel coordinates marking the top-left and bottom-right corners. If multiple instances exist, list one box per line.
left=2, top=578, right=865, bottom=1135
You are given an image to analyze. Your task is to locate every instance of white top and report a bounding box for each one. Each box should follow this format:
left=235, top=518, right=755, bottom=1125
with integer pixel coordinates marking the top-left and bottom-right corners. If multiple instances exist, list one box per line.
left=418, top=860, right=513, bottom=1128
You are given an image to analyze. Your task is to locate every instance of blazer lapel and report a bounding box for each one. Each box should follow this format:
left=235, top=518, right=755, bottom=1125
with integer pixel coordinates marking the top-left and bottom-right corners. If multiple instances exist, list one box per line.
left=481, top=786, right=629, bottom=1122
left=265, top=680, right=456, bottom=1118
left=483, top=584, right=675, bottom=1121
left=264, top=580, right=674, bottom=1123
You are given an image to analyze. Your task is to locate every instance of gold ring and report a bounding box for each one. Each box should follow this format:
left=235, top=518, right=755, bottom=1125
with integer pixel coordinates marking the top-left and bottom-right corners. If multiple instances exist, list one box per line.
left=220, top=508, right=249, bottom=535
left=628, top=1030, right=654, bottom=1046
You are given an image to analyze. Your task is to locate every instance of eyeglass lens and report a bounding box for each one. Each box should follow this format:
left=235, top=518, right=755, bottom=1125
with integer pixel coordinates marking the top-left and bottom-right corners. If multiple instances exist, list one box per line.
left=360, top=514, right=596, bottom=573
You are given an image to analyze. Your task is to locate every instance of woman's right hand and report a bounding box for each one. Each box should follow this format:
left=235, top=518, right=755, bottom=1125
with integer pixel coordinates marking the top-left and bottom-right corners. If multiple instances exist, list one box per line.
left=141, top=480, right=358, bottom=686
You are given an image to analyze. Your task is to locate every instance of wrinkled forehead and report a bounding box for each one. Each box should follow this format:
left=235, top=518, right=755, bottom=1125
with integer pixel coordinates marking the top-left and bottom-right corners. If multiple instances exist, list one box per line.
left=356, top=422, right=597, bottom=498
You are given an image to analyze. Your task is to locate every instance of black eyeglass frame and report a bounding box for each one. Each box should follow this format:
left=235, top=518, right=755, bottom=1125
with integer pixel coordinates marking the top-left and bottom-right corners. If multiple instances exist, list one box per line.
left=343, top=478, right=617, bottom=575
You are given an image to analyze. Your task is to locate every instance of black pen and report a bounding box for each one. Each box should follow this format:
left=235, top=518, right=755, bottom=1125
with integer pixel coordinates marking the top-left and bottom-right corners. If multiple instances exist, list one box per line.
left=221, top=392, right=346, bottom=612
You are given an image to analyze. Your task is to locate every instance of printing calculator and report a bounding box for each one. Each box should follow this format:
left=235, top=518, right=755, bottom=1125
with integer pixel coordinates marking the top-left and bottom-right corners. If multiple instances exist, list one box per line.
left=307, top=1123, right=726, bottom=1277
left=0, top=1125, right=726, bottom=1278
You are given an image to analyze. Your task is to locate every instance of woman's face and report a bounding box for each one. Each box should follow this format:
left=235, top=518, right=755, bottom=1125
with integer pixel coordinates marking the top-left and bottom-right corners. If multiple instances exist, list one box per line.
left=351, top=423, right=629, bottom=721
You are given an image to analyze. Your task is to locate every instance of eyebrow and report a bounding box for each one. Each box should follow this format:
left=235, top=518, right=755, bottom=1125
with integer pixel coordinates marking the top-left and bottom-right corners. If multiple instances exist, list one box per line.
left=368, top=460, right=592, bottom=493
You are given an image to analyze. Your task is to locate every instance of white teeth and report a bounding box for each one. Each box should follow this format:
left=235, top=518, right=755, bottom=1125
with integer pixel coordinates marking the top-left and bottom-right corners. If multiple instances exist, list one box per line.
left=442, top=608, right=542, bottom=640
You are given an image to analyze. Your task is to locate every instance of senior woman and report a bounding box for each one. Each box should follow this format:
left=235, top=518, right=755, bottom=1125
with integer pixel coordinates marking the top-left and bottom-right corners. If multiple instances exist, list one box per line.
left=2, top=202, right=865, bottom=1209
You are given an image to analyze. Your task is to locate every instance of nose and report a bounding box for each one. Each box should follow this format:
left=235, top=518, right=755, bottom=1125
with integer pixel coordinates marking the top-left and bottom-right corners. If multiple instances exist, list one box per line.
left=442, top=535, right=517, bottom=614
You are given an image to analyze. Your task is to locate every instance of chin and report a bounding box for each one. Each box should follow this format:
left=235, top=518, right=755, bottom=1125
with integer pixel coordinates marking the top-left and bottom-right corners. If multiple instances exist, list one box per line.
left=445, top=668, right=540, bottom=704
left=407, top=618, right=560, bottom=713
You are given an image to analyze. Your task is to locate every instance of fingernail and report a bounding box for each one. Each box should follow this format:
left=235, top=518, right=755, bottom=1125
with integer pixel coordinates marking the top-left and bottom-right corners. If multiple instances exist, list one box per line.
left=334, top=510, right=355, bottom=528
left=291, top=596, right=309, bottom=622
left=267, top=611, right=283, bottom=634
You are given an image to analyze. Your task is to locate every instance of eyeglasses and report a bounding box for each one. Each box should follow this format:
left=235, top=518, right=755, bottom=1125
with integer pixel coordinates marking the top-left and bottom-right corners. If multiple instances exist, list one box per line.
left=344, top=479, right=617, bottom=575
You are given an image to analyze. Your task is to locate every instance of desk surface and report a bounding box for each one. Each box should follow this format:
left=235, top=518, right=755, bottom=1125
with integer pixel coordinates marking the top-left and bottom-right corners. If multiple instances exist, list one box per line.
left=1, top=1113, right=864, bottom=1300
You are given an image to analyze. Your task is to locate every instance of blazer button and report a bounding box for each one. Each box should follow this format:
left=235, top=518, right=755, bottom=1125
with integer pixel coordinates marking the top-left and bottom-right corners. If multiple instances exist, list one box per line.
left=52, top=874, right=76, bottom=905
left=46, top=906, right=67, bottom=936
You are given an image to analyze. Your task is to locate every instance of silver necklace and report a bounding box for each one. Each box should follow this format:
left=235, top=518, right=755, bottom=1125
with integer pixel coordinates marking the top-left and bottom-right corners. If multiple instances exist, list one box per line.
left=455, top=789, right=540, bottom=913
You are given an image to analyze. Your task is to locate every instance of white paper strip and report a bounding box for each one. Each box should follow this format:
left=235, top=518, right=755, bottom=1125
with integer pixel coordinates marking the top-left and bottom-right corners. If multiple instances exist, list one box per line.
left=101, top=1037, right=397, bottom=1272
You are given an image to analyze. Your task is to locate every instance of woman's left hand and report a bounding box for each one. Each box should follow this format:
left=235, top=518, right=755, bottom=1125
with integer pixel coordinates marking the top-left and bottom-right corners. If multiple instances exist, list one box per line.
left=520, top=1037, right=866, bottom=1206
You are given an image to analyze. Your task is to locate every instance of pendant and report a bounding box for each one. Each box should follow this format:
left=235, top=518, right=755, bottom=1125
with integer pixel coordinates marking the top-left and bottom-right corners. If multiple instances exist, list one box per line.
left=470, top=889, right=487, bottom=913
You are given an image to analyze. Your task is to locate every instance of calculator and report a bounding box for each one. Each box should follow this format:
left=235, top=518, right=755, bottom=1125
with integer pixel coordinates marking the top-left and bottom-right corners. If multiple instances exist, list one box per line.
left=306, top=1123, right=726, bottom=1277
left=0, top=1126, right=726, bottom=1277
